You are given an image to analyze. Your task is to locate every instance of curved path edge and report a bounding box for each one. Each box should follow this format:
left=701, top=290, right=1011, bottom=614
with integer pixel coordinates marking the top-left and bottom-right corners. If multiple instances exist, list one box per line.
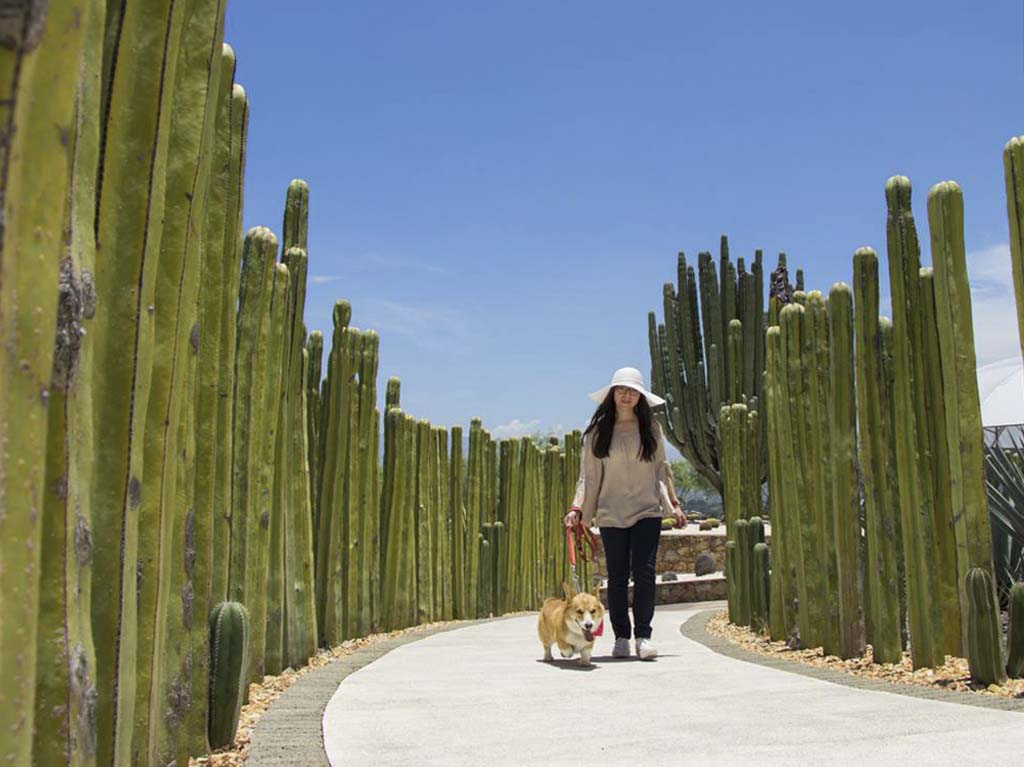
left=680, top=609, right=1024, bottom=713
left=245, top=616, right=517, bottom=766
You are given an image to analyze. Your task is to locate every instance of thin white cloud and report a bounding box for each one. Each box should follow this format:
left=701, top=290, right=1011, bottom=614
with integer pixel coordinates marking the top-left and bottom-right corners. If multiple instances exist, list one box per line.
left=310, top=274, right=343, bottom=285
left=866, top=245, right=1018, bottom=368
left=357, top=298, right=477, bottom=350
left=965, top=244, right=1018, bottom=367
left=493, top=418, right=541, bottom=439
left=364, top=252, right=448, bottom=275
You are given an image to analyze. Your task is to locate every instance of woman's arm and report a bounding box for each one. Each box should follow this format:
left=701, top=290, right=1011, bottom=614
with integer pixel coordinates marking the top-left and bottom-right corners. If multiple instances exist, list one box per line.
left=654, top=425, right=682, bottom=509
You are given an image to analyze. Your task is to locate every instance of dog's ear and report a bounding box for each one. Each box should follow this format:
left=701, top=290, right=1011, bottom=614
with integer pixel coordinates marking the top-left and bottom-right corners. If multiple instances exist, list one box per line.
left=591, top=582, right=601, bottom=598
left=562, top=581, right=575, bottom=600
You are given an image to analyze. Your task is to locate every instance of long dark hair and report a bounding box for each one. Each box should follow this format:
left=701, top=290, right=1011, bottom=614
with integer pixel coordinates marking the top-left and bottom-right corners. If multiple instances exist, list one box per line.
left=582, top=388, right=659, bottom=461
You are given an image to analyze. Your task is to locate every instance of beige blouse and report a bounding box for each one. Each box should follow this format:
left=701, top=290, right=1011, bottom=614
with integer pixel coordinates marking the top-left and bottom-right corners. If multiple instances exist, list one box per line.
left=571, top=420, right=674, bottom=528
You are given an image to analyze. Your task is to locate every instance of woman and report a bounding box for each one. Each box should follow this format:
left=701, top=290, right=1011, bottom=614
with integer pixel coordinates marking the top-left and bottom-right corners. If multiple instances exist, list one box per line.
left=564, top=367, right=684, bottom=660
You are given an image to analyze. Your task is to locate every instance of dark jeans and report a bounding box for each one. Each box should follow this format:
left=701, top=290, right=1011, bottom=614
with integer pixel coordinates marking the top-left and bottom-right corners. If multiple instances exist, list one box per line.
left=599, top=516, right=661, bottom=640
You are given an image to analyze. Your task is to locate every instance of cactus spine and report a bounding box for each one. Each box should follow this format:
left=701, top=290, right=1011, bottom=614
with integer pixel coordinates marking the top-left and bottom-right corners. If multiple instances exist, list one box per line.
left=965, top=568, right=1006, bottom=686
left=207, top=602, right=249, bottom=751
left=829, top=283, right=865, bottom=659
left=853, top=249, right=902, bottom=663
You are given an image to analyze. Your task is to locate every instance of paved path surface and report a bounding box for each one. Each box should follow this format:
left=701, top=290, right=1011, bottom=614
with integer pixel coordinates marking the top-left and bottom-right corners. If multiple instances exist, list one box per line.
left=323, top=602, right=1024, bottom=767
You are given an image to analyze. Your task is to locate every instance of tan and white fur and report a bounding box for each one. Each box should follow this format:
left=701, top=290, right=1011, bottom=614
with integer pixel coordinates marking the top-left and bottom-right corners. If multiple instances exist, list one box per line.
left=537, top=582, right=605, bottom=666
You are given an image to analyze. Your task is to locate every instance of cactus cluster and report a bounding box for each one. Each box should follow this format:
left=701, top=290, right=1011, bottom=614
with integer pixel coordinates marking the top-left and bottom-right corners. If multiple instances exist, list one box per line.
left=648, top=238, right=779, bottom=495
left=753, top=176, right=1000, bottom=676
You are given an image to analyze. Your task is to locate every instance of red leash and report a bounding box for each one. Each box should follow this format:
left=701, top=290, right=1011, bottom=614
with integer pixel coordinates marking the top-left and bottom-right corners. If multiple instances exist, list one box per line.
left=566, top=518, right=604, bottom=637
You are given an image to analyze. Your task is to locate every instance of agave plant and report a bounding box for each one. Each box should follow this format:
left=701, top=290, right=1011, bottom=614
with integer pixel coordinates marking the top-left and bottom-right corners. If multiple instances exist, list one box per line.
left=984, top=428, right=1024, bottom=605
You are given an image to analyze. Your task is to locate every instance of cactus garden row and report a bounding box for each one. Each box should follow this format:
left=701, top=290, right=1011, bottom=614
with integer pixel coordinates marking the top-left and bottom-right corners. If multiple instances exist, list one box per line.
left=656, top=163, right=1024, bottom=687
left=0, top=5, right=592, bottom=765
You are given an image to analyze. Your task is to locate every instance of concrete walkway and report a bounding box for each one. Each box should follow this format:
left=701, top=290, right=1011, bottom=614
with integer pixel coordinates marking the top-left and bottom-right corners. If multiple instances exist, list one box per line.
left=322, top=601, right=1024, bottom=767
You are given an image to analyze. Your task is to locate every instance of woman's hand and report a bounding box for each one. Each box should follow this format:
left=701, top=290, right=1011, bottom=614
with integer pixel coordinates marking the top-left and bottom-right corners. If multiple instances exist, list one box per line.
left=564, top=507, right=581, bottom=528
left=672, top=504, right=686, bottom=528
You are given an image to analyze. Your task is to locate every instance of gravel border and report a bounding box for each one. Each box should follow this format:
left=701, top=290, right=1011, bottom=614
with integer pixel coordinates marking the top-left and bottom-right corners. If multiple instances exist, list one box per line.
left=245, top=615, right=518, bottom=766
left=679, top=609, right=1024, bottom=713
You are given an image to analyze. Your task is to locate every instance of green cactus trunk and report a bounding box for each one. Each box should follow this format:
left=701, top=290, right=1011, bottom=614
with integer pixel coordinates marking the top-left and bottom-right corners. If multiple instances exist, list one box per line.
left=781, top=303, right=819, bottom=648
left=885, top=177, right=942, bottom=669
left=27, top=3, right=105, bottom=764
left=415, top=418, right=435, bottom=624
left=1003, top=138, right=1024, bottom=366
left=244, top=263, right=289, bottom=687
left=87, top=2, right=194, bottom=762
left=449, top=425, right=466, bottom=618
left=878, top=318, right=910, bottom=652
left=132, top=3, right=227, bottom=761
left=927, top=181, right=998, bottom=657
left=965, top=568, right=1006, bottom=687
left=207, top=602, right=250, bottom=751
left=804, top=291, right=840, bottom=657
left=211, top=80, right=248, bottom=608
left=852, top=249, right=902, bottom=664
left=765, top=324, right=797, bottom=642
left=351, top=333, right=379, bottom=642
left=315, top=311, right=354, bottom=644
left=829, top=283, right=865, bottom=659
left=1007, top=583, right=1024, bottom=679
left=752, top=542, right=771, bottom=634
left=917, top=266, right=962, bottom=658
left=1, top=1, right=91, bottom=757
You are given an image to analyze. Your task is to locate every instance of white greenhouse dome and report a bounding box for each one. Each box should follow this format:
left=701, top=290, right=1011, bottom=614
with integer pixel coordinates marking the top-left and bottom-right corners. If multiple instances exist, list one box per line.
left=978, top=356, right=1024, bottom=428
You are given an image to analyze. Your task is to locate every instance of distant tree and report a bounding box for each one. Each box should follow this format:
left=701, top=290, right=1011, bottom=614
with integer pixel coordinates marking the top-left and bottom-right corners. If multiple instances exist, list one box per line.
left=671, top=459, right=716, bottom=499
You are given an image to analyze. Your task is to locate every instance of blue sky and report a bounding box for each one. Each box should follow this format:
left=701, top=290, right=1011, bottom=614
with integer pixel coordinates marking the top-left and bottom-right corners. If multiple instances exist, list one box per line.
left=225, top=1, right=1024, bottom=454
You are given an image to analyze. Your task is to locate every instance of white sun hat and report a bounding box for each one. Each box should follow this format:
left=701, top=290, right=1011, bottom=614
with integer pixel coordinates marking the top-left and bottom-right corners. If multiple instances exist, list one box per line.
left=588, top=366, right=666, bottom=407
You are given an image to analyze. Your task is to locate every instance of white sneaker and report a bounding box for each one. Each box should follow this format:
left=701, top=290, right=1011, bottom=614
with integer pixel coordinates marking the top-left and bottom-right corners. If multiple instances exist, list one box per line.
left=612, top=638, right=631, bottom=658
left=636, top=638, right=658, bottom=660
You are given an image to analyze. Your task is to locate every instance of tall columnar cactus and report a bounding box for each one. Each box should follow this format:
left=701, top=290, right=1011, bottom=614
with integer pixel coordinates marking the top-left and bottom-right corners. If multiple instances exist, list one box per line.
left=725, top=541, right=738, bottom=624
left=965, top=568, right=1006, bottom=687
left=780, top=302, right=821, bottom=648
left=928, top=180, right=998, bottom=651
left=1, top=3, right=91, bottom=760
left=26, top=5, right=107, bottom=766
left=765, top=325, right=797, bottom=643
left=885, top=176, right=942, bottom=669
left=917, top=266, right=961, bottom=657
left=229, top=228, right=279, bottom=607
left=207, top=602, right=250, bottom=751
left=212, top=80, right=250, bottom=608
left=415, top=418, right=435, bottom=624
left=829, top=283, right=865, bottom=660
left=190, top=42, right=240, bottom=757
left=752, top=543, right=771, bottom=635
left=133, top=5, right=228, bottom=762
left=852, top=248, right=902, bottom=664
left=314, top=306, right=352, bottom=643
left=306, top=331, right=324, bottom=533
left=86, top=3, right=194, bottom=763
left=449, top=425, right=466, bottom=618
left=1007, top=583, right=1024, bottom=679
left=732, top=519, right=752, bottom=627
left=246, top=263, right=290, bottom=687
left=649, top=239, right=776, bottom=495
left=1003, top=137, right=1024, bottom=363
left=804, top=291, right=840, bottom=657
left=349, top=332, right=380, bottom=642
left=878, top=317, right=910, bottom=651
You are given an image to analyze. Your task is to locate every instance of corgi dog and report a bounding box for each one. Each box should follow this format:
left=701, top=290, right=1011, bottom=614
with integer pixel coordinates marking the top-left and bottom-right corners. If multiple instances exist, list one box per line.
left=537, top=582, right=605, bottom=666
